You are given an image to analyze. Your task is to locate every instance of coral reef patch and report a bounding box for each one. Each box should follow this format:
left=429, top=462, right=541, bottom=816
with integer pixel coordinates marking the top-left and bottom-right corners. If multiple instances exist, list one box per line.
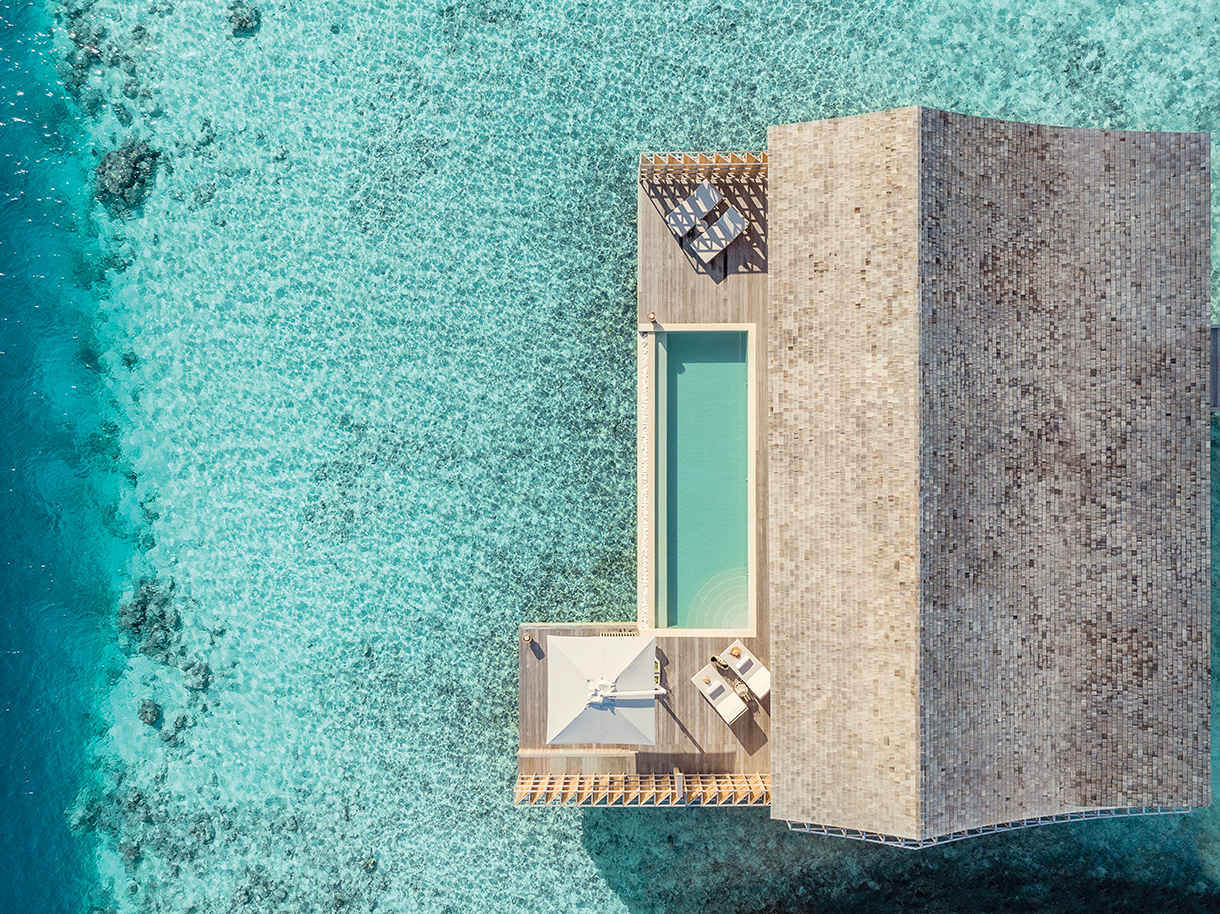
left=228, top=1, right=261, bottom=37
left=95, top=137, right=160, bottom=213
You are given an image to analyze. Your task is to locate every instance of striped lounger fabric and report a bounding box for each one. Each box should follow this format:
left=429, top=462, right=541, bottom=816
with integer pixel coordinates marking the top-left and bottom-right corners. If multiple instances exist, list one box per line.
left=690, top=205, right=747, bottom=263
left=664, top=179, right=723, bottom=237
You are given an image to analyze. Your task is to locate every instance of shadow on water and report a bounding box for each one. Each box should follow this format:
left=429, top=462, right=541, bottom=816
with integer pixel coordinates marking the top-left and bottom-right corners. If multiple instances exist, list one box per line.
left=582, top=806, right=1220, bottom=913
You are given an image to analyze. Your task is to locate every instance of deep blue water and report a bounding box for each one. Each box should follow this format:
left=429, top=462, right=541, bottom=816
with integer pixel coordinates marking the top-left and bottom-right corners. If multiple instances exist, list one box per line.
left=0, top=2, right=109, bottom=910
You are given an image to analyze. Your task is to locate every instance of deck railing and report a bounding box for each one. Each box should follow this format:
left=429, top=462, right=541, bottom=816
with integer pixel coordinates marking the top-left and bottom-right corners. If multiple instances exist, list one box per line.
left=514, top=772, right=770, bottom=807
left=639, top=151, right=767, bottom=181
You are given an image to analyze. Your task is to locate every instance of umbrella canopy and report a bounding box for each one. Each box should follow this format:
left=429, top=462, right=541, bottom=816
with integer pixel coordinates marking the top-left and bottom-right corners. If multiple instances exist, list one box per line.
left=546, top=635, right=663, bottom=745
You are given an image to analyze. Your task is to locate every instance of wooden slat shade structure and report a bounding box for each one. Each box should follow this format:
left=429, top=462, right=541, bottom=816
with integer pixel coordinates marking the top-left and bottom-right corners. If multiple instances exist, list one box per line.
left=639, top=150, right=767, bottom=181
left=513, top=773, right=771, bottom=807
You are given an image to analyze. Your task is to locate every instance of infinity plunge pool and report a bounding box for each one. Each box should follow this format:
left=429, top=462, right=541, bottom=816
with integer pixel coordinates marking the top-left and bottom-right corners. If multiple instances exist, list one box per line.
left=639, top=326, right=755, bottom=633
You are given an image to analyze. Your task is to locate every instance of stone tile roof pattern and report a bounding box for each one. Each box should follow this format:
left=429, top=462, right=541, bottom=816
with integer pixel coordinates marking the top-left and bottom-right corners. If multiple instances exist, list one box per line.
left=766, top=108, right=1211, bottom=841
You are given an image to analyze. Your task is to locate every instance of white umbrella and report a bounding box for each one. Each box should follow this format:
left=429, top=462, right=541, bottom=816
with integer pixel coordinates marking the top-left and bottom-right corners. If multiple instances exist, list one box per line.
left=546, top=635, right=666, bottom=745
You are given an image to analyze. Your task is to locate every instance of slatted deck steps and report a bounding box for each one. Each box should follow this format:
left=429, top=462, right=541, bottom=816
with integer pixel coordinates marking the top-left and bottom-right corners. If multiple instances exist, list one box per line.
left=514, top=773, right=771, bottom=807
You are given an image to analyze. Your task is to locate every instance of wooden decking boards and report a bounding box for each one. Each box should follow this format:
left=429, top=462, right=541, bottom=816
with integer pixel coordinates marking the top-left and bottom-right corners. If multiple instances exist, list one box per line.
left=516, top=624, right=772, bottom=781
left=515, top=159, right=771, bottom=808
left=636, top=174, right=768, bottom=324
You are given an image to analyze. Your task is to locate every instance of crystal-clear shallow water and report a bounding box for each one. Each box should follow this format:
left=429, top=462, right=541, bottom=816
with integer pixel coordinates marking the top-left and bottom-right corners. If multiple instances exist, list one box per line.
left=5, top=0, right=1220, bottom=910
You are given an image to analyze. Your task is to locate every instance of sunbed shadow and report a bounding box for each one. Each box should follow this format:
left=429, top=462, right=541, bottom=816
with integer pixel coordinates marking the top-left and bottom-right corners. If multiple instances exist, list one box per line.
left=640, top=177, right=768, bottom=284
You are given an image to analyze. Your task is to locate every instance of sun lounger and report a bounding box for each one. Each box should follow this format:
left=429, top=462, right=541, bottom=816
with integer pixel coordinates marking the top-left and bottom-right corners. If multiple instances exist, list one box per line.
left=720, top=639, right=770, bottom=699
left=690, top=204, right=747, bottom=263
left=691, top=662, right=747, bottom=725
left=664, top=180, right=723, bottom=237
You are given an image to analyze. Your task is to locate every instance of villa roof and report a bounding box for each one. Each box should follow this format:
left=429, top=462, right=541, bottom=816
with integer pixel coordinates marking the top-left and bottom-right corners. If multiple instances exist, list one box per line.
left=767, top=108, right=1212, bottom=841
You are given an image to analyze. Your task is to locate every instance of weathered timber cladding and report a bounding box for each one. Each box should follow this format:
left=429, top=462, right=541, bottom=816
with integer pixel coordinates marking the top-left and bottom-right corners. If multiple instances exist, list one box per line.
left=767, top=109, right=924, bottom=837
left=767, top=107, right=1210, bottom=840
left=918, top=110, right=1211, bottom=834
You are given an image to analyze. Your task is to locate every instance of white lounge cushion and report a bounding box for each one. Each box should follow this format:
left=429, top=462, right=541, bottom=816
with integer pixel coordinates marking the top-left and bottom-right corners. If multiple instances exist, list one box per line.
left=664, top=180, right=723, bottom=237
left=722, top=638, right=770, bottom=699
left=690, top=204, right=747, bottom=263
left=691, top=662, right=747, bottom=724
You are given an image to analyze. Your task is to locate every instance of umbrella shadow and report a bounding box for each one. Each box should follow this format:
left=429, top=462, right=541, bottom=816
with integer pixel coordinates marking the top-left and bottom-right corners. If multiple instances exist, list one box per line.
left=658, top=690, right=704, bottom=752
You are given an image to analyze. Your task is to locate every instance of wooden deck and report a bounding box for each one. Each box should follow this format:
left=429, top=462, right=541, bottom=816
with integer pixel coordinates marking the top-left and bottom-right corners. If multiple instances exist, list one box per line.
left=514, top=164, right=771, bottom=806
left=516, top=624, right=773, bottom=804
left=517, top=623, right=771, bottom=774
left=637, top=171, right=770, bottom=646
left=636, top=176, right=768, bottom=323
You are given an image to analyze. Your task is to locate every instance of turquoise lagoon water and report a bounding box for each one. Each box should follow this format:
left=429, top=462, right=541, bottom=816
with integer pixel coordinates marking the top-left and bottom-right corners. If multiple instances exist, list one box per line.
left=4, top=0, right=1220, bottom=911
left=657, top=331, right=749, bottom=630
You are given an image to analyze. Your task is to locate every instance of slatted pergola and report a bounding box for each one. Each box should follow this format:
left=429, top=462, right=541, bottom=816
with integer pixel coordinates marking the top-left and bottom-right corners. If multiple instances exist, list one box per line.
left=514, top=773, right=771, bottom=807
left=638, top=150, right=767, bottom=181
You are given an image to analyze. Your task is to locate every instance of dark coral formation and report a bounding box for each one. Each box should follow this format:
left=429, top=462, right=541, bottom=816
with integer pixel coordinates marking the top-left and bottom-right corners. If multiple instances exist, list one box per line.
left=59, top=19, right=105, bottom=111
left=159, top=713, right=188, bottom=745
left=118, top=578, right=213, bottom=698
left=55, top=1, right=154, bottom=119
left=180, top=660, right=211, bottom=691
left=95, top=137, right=161, bottom=213
left=118, top=837, right=141, bottom=869
left=192, top=182, right=216, bottom=208
left=228, top=0, right=262, bottom=36
left=137, top=699, right=162, bottom=727
left=118, top=577, right=181, bottom=661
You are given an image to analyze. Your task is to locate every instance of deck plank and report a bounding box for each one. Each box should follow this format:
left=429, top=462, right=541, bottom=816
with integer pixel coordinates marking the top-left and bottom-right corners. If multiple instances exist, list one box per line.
left=518, top=623, right=772, bottom=778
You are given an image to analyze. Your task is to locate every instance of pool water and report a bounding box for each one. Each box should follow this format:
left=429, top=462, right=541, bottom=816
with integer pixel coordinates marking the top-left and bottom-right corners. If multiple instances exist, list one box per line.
left=656, top=331, right=751, bottom=629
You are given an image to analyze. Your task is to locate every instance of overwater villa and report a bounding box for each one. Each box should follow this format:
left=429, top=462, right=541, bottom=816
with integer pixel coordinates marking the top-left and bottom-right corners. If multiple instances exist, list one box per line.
left=515, top=108, right=1212, bottom=847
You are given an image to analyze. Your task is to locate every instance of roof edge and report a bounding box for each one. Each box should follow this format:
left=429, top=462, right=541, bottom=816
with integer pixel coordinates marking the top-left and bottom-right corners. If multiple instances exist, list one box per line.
left=784, top=806, right=1194, bottom=849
